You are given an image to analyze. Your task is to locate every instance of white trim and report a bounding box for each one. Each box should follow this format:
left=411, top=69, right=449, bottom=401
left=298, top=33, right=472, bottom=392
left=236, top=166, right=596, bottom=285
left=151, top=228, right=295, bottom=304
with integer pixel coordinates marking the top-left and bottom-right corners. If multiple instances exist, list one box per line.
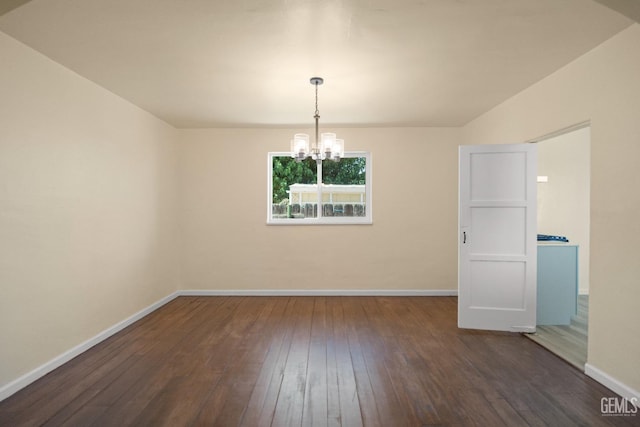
left=0, top=292, right=179, bottom=402
left=179, top=289, right=457, bottom=297
left=585, top=363, right=640, bottom=406
left=526, top=120, right=591, bottom=144
left=266, top=217, right=374, bottom=226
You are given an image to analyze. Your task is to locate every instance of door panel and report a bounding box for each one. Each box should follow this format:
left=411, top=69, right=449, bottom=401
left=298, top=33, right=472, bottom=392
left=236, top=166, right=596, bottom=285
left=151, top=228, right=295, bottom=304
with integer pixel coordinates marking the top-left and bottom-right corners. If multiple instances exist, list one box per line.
left=470, top=152, right=527, bottom=201
left=471, top=207, right=526, bottom=254
left=459, top=143, right=537, bottom=332
left=470, top=261, right=526, bottom=309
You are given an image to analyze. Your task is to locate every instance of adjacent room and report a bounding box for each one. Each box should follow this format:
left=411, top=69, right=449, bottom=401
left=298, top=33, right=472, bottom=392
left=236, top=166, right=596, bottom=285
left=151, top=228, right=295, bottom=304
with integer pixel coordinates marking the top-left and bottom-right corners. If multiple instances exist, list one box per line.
left=528, top=124, right=592, bottom=370
left=1, top=0, right=639, bottom=425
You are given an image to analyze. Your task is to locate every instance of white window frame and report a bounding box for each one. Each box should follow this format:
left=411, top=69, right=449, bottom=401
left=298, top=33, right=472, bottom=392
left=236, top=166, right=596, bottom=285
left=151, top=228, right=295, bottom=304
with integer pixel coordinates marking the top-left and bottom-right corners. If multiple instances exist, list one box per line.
left=267, top=151, right=372, bottom=225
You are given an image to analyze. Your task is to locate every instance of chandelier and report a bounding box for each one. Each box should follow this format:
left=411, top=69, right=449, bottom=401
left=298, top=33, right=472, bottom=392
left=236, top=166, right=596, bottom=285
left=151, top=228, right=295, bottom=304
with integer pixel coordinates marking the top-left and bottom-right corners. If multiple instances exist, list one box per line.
left=290, top=77, right=344, bottom=163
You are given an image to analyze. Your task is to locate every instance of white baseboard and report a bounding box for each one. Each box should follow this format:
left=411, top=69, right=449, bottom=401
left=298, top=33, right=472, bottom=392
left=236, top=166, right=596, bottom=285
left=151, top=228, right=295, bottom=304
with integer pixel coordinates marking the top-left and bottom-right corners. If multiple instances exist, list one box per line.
left=178, top=289, right=458, bottom=297
left=0, top=291, right=180, bottom=402
left=585, top=363, right=639, bottom=406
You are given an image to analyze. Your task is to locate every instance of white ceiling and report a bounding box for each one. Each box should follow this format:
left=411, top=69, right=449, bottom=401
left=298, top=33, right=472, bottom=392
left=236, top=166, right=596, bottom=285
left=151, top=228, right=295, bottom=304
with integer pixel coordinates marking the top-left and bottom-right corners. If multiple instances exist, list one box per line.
left=0, top=0, right=634, bottom=128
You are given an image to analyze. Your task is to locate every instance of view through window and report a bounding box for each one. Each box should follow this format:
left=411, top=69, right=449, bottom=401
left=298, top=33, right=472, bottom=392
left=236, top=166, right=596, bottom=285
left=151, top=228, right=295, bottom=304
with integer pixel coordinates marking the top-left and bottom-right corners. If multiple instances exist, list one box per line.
left=268, top=152, right=371, bottom=224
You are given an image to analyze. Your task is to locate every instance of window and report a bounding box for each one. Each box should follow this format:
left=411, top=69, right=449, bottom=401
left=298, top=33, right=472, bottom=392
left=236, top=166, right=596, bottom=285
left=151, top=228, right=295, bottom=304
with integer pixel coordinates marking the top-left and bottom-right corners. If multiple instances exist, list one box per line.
left=268, top=152, right=372, bottom=224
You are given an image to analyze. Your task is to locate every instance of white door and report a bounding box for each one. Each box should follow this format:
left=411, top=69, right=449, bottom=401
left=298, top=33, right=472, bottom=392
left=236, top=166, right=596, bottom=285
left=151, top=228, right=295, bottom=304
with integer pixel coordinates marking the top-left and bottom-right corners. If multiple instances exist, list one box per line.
left=458, top=143, right=537, bottom=332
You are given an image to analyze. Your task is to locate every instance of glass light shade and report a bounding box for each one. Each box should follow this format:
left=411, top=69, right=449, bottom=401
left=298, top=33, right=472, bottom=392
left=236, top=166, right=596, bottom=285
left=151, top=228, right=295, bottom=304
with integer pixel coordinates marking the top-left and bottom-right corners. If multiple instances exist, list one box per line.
left=291, top=133, right=309, bottom=161
left=320, top=133, right=336, bottom=158
left=332, top=139, right=344, bottom=161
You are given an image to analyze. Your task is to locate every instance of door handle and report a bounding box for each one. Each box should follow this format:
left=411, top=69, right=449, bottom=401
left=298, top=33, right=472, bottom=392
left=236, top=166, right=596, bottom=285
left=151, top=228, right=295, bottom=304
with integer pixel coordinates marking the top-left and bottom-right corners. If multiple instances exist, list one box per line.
left=463, top=231, right=467, bottom=244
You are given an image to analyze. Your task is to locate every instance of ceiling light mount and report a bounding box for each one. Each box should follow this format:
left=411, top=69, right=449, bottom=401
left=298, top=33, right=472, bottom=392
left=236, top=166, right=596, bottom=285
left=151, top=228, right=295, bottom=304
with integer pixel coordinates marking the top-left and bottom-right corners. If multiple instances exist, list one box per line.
left=290, top=77, right=343, bottom=163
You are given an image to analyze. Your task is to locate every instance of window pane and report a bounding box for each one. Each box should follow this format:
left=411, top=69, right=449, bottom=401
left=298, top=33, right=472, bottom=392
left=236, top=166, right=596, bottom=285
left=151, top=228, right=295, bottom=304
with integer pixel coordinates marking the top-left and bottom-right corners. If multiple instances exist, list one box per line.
left=321, top=157, right=367, bottom=217
left=271, top=156, right=318, bottom=219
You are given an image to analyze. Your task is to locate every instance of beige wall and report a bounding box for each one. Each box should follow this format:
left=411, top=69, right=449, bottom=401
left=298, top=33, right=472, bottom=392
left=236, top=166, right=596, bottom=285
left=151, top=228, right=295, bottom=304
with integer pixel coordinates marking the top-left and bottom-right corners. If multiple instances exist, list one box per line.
left=463, top=25, right=640, bottom=394
left=538, top=126, right=590, bottom=294
left=0, top=33, right=179, bottom=389
left=177, top=127, right=460, bottom=291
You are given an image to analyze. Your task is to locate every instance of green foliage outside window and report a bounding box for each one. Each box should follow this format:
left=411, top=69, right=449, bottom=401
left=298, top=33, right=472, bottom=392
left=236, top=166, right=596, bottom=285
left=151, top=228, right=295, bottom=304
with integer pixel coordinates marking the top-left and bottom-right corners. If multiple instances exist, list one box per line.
left=271, top=156, right=367, bottom=204
left=322, top=157, right=366, bottom=185
left=272, top=157, right=316, bottom=203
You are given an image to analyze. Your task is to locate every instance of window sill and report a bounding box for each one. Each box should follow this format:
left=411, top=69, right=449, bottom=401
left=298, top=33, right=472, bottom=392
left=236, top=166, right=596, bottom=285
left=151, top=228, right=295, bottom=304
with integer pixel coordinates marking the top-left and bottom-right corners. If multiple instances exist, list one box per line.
left=267, top=218, right=373, bottom=226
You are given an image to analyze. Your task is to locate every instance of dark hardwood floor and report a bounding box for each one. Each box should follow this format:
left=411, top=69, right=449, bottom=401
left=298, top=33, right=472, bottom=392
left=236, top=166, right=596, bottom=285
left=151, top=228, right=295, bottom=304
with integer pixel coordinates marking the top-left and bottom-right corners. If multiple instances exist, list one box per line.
left=0, top=296, right=635, bottom=426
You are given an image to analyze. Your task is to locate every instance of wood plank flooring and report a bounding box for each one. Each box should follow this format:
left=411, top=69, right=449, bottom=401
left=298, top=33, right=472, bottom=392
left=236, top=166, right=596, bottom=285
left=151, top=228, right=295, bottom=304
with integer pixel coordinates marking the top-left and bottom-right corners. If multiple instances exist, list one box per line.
left=526, top=295, right=589, bottom=370
left=0, top=296, right=635, bottom=426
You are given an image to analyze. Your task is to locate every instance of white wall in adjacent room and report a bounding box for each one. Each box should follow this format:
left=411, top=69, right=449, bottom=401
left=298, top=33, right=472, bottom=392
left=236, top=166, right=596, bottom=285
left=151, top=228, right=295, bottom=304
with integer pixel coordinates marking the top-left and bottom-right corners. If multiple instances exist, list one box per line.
left=537, top=126, right=591, bottom=294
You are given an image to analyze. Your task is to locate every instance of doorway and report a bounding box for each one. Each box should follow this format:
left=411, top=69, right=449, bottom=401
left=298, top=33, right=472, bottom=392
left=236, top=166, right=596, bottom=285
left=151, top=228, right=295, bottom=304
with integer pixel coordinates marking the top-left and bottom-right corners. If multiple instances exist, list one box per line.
left=527, top=124, right=591, bottom=370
